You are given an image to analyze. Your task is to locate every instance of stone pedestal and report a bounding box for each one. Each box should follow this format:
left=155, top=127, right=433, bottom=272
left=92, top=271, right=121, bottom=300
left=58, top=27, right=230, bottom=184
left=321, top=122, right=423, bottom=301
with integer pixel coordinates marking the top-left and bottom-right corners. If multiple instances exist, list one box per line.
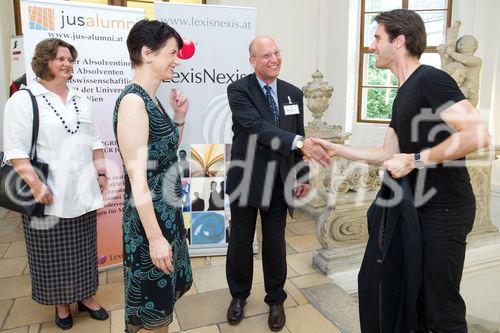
left=304, top=133, right=353, bottom=209
left=305, top=127, right=352, bottom=144
left=312, top=191, right=376, bottom=275
left=304, top=161, right=328, bottom=208
left=306, top=157, right=380, bottom=275
left=466, top=146, right=500, bottom=240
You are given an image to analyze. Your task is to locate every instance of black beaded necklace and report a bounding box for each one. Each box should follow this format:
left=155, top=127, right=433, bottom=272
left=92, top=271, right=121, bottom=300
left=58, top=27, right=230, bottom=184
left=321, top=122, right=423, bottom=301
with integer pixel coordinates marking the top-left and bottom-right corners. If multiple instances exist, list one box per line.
left=42, top=95, right=81, bottom=134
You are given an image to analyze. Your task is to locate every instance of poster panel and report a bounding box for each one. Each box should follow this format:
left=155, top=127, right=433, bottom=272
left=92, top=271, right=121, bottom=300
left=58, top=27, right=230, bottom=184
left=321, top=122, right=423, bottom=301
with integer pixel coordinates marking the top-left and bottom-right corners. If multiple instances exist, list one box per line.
left=155, top=3, right=257, bottom=255
left=10, top=36, right=25, bottom=84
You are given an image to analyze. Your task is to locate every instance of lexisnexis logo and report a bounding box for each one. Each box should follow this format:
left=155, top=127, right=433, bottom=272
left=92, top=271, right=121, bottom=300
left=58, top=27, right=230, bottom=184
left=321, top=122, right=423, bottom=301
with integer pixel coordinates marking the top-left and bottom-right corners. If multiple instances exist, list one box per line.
left=28, top=6, right=55, bottom=31
left=28, top=7, right=136, bottom=30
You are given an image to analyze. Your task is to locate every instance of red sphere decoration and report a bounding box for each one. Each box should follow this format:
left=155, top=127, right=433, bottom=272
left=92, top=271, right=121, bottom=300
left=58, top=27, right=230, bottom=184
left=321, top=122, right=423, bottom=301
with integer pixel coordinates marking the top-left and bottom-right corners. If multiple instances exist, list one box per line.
left=178, top=38, right=195, bottom=60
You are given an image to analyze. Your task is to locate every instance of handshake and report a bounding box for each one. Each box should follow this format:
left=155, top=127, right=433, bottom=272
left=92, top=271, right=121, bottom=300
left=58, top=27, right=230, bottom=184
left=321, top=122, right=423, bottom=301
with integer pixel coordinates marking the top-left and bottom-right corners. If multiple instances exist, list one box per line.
left=298, top=137, right=338, bottom=167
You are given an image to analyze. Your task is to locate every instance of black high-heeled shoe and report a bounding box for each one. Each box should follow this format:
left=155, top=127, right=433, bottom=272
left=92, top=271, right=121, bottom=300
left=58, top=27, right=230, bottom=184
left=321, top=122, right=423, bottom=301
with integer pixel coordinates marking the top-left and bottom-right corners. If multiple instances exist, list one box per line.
left=77, top=301, right=109, bottom=320
left=55, top=306, right=73, bottom=330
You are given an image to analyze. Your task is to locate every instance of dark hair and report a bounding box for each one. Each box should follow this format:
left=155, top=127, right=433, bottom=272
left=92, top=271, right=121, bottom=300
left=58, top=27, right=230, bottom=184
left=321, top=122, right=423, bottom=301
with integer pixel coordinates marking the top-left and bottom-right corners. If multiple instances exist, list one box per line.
left=31, top=38, right=78, bottom=80
left=127, top=19, right=183, bottom=68
left=375, top=9, right=426, bottom=59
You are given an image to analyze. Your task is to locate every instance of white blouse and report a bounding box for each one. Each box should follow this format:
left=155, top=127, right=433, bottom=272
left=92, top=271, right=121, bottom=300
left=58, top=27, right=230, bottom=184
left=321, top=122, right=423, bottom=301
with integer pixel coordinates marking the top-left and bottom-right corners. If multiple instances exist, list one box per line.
left=3, top=80, right=104, bottom=218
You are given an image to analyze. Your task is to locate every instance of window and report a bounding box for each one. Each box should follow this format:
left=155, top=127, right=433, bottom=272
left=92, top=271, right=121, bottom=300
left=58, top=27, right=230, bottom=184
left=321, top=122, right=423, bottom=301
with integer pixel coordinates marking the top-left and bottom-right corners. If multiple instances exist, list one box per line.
left=357, top=0, right=452, bottom=123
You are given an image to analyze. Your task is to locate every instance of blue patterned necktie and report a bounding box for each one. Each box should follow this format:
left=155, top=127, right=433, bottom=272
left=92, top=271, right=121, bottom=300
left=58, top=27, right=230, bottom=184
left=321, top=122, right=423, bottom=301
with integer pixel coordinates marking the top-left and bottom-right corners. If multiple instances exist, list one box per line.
left=264, top=85, right=280, bottom=126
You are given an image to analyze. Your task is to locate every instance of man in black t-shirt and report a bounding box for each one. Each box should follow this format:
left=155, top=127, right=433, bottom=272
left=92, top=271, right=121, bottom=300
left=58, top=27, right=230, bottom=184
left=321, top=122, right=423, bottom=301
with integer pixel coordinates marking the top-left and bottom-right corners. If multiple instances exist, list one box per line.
left=315, top=9, right=489, bottom=333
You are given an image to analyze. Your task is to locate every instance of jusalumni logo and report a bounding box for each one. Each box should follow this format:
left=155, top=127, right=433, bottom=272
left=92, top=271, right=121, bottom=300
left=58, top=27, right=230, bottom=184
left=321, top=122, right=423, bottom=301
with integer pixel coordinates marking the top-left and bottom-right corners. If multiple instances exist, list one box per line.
left=29, top=6, right=137, bottom=31
left=28, top=6, right=55, bottom=31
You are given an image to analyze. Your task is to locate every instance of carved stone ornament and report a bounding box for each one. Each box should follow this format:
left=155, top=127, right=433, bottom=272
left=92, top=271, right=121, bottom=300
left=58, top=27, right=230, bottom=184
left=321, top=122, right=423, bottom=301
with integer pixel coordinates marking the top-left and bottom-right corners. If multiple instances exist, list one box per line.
left=302, top=71, right=350, bottom=141
left=322, top=157, right=381, bottom=194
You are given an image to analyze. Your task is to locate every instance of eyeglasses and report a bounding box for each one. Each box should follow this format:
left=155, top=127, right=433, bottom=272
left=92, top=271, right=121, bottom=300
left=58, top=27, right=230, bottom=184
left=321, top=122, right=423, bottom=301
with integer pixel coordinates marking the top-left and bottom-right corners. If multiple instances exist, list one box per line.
left=53, top=56, right=74, bottom=63
left=254, top=51, right=282, bottom=61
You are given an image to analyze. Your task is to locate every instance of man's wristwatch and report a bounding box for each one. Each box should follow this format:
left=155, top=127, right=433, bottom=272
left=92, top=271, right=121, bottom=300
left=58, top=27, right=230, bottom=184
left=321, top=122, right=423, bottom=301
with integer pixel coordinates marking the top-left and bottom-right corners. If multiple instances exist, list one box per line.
left=296, top=136, right=305, bottom=149
left=414, top=152, right=425, bottom=169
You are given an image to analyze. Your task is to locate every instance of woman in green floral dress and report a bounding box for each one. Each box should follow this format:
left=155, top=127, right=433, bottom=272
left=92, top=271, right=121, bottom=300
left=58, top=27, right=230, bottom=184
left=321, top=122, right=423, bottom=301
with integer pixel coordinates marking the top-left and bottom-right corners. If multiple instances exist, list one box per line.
left=113, top=20, right=192, bottom=333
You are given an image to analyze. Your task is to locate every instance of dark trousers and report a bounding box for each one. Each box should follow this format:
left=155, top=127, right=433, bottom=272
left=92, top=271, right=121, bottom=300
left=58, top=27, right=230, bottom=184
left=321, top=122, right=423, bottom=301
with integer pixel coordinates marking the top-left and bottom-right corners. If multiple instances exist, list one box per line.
left=226, top=177, right=288, bottom=306
left=417, top=205, right=476, bottom=333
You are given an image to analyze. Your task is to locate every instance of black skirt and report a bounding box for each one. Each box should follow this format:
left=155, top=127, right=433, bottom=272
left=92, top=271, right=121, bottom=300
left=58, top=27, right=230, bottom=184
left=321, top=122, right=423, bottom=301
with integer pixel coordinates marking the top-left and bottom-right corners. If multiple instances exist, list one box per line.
left=22, top=211, right=99, bottom=304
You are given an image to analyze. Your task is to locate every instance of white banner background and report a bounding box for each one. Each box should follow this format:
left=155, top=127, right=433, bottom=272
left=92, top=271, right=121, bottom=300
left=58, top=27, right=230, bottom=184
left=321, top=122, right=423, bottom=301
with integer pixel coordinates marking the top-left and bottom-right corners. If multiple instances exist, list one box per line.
left=155, top=3, right=257, bottom=256
left=155, top=3, right=256, bottom=145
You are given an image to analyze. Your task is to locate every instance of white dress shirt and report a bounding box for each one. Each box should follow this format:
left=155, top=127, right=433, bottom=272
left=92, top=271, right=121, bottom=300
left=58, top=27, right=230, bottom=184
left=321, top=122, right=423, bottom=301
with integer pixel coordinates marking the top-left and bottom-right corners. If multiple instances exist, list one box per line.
left=3, top=80, right=104, bottom=218
left=255, top=76, right=301, bottom=150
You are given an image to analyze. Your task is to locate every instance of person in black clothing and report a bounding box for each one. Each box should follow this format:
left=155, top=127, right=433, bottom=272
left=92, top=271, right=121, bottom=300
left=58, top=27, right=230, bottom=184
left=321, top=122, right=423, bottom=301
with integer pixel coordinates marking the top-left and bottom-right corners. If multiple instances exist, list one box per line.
left=314, top=9, right=490, bottom=333
left=219, top=180, right=225, bottom=203
left=225, top=219, right=231, bottom=243
left=178, top=149, right=190, bottom=178
left=358, top=175, right=423, bottom=332
left=191, top=192, right=205, bottom=211
left=9, top=73, right=27, bottom=97
left=208, top=180, right=223, bottom=210
left=225, top=35, right=330, bottom=332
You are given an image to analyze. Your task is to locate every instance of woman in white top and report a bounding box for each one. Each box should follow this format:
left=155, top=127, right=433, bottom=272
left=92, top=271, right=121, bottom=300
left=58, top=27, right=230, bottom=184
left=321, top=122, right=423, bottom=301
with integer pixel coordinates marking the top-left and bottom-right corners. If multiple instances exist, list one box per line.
left=3, top=38, right=109, bottom=330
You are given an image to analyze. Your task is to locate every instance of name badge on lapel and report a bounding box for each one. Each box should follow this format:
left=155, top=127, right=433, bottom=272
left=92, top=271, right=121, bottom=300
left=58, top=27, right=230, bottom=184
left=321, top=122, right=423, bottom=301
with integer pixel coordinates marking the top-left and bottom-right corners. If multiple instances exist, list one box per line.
left=283, top=96, right=300, bottom=115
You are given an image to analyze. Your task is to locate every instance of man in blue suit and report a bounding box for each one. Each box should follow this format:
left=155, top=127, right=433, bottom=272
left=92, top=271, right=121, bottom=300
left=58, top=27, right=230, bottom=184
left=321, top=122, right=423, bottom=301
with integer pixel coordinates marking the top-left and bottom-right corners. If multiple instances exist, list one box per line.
left=225, top=35, right=330, bottom=331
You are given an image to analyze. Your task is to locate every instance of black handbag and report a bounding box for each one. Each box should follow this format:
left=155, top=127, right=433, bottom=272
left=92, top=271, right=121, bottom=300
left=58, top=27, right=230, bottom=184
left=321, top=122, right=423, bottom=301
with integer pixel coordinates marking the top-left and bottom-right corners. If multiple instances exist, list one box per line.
left=0, top=89, right=49, bottom=216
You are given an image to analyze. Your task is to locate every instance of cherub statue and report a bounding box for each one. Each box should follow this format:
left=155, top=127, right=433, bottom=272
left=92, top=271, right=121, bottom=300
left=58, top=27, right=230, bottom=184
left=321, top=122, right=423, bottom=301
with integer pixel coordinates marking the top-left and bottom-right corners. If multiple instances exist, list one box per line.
left=438, top=21, right=482, bottom=107
left=437, top=21, right=461, bottom=68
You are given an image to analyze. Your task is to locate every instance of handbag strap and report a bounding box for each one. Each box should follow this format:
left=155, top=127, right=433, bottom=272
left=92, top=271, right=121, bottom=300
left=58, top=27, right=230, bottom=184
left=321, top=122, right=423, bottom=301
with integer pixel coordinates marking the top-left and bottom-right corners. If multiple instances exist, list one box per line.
left=20, top=88, right=40, bottom=162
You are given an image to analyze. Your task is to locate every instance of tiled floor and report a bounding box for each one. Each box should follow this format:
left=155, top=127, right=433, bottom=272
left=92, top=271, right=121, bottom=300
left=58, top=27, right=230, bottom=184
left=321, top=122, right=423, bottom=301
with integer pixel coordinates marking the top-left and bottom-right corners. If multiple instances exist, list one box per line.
left=0, top=208, right=340, bottom=333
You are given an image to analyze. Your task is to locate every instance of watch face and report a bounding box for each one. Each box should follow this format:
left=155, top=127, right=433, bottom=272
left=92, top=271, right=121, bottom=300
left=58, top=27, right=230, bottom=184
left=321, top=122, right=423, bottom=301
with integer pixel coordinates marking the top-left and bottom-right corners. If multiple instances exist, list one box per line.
left=414, top=153, right=424, bottom=169
left=297, top=140, right=304, bottom=149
